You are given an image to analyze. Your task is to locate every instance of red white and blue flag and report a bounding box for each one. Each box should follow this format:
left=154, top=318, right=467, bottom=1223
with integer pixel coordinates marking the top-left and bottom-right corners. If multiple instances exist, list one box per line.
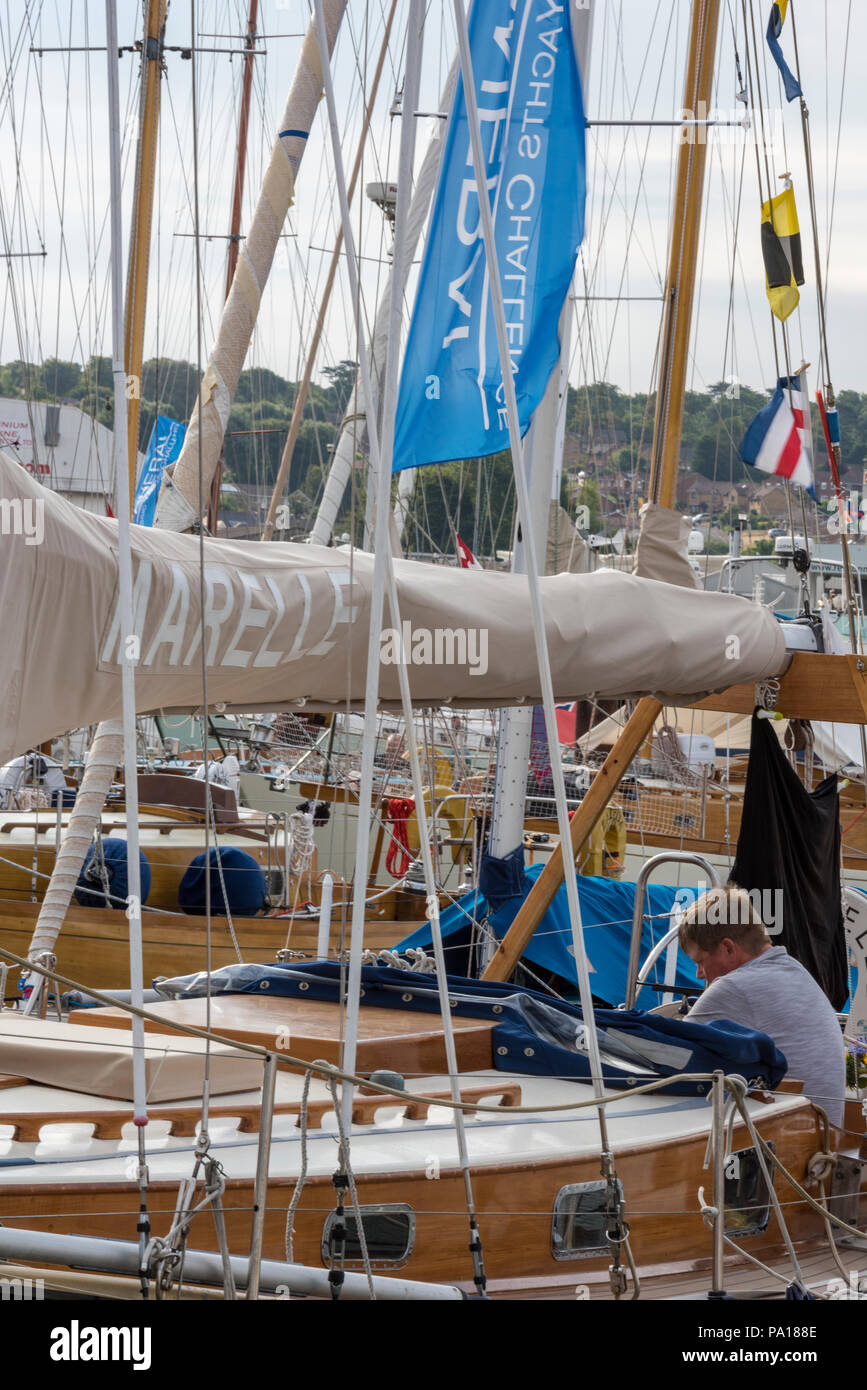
left=740, top=373, right=813, bottom=490
left=456, top=535, right=482, bottom=570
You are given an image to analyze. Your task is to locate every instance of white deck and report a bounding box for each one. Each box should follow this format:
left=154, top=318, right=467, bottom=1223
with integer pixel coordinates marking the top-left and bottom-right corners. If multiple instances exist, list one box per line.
left=0, top=1067, right=811, bottom=1186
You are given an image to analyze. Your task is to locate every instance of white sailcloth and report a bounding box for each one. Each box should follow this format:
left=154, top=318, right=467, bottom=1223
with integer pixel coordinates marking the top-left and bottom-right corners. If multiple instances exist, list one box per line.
left=0, top=450, right=788, bottom=762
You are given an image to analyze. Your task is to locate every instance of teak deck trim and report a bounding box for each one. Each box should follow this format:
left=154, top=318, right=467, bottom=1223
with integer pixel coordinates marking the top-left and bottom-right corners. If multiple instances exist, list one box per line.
left=0, top=1082, right=521, bottom=1142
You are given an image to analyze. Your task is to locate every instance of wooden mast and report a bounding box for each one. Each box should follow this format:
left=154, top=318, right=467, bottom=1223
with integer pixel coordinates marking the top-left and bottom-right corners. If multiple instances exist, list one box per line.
left=124, top=0, right=167, bottom=506
left=483, top=0, right=723, bottom=983
left=207, top=0, right=260, bottom=534
left=648, top=0, right=722, bottom=507
left=482, top=697, right=663, bottom=982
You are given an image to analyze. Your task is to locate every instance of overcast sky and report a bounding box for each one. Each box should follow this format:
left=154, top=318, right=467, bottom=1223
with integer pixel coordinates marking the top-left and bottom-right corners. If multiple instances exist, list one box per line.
left=0, top=0, right=862, bottom=403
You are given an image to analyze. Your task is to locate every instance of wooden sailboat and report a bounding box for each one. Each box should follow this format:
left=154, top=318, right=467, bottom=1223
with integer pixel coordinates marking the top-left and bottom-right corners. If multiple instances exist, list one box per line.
left=0, top=985, right=853, bottom=1292
left=0, top=1, right=864, bottom=1306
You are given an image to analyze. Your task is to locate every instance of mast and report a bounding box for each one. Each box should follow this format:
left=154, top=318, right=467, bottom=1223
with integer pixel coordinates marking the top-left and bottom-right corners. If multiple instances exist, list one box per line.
left=105, top=0, right=149, bottom=1146
left=28, top=0, right=351, bottom=965
left=124, top=0, right=167, bottom=505
left=207, top=0, right=260, bottom=534
left=153, top=0, right=350, bottom=531
left=308, top=58, right=460, bottom=548
left=647, top=0, right=722, bottom=508
left=260, top=0, right=399, bottom=542
left=26, top=1, right=170, bottom=981
left=486, top=0, right=722, bottom=980
left=485, top=3, right=594, bottom=868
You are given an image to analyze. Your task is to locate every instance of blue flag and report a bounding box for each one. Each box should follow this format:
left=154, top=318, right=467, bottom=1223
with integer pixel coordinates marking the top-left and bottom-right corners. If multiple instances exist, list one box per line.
left=133, top=415, right=186, bottom=526
left=766, top=2, right=802, bottom=103
left=392, top=0, right=586, bottom=472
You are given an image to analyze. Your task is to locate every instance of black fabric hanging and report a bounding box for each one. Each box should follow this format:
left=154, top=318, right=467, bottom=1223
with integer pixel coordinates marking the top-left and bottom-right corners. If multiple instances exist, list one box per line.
left=730, top=713, right=848, bottom=1010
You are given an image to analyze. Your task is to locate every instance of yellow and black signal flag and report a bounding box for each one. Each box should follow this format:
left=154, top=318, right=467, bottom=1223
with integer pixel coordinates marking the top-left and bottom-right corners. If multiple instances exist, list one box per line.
left=761, top=184, right=804, bottom=322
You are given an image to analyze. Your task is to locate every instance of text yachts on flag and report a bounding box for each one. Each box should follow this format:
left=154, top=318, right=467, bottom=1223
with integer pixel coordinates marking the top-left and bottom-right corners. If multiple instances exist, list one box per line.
left=761, top=182, right=804, bottom=322
left=740, top=374, right=813, bottom=491
left=392, top=0, right=586, bottom=473
left=456, top=534, right=482, bottom=569
left=766, top=2, right=802, bottom=103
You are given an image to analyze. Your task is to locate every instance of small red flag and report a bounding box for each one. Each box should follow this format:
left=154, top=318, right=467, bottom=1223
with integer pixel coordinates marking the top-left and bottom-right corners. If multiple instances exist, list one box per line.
left=456, top=534, right=482, bottom=570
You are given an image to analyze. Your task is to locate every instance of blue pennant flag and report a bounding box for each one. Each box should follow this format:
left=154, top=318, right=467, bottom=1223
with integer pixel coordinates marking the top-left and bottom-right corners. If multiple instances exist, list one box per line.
left=766, top=1, right=802, bottom=103
left=392, top=0, right=586, bottom=472
left=133, top=415, right=186, bottom=526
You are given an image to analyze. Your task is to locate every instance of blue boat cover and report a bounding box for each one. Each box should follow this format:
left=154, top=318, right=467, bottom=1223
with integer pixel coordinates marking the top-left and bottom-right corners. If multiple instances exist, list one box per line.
left=74, top=837, right=151, bottom=909
left=177, top=847, right=266, bottom=916
left=153, top=960, right=787, bottom=1097
left=395, top=869, right=702, bottom=1006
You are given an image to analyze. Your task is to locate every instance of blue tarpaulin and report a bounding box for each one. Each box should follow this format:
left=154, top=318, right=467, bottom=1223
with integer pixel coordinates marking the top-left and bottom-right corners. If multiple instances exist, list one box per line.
left=395, top=869, right=702, bottom=1006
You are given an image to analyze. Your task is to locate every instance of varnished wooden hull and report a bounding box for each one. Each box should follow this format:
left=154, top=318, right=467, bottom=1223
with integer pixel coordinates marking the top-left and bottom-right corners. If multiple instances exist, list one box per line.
left=0, top=898, right=420, bottom=993
left=0, top=1100, right=849, bottom=1287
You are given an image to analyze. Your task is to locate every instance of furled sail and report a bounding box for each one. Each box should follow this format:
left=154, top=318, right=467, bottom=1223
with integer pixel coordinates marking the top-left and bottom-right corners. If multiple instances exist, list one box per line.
left=0, top=452, right=788, bottom=761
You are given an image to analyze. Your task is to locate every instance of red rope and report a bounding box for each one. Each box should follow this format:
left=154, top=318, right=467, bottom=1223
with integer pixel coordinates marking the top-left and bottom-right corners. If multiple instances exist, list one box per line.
left=385, top=797, right=415, bottom=877
left=842, top=803, right=867, bottom=841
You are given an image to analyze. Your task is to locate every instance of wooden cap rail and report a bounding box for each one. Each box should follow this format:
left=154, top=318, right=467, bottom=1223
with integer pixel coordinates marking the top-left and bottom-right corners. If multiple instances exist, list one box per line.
left=0, top=1082, right=521, bottom=1142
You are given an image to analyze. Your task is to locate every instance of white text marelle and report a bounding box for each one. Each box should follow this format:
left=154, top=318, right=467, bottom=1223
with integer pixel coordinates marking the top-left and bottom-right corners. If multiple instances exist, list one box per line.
left=99, top=559, right=359, bottom=671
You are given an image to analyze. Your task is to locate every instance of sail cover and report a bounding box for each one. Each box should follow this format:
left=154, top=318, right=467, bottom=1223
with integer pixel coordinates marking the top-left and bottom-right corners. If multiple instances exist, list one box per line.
left=0, top=452, right=787, bottom=760
left=153, top=961, right=787, bottom=1097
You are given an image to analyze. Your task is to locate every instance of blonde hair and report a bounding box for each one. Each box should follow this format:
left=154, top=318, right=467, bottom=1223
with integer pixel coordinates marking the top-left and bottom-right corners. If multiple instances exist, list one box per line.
left=677, top=885, right=771, bottom=956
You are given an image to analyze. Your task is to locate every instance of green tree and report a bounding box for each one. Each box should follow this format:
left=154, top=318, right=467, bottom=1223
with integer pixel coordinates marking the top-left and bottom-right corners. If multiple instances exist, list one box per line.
left=321, top=360, right=357, bottom=414
left=41, top=358, right=82, bottom=398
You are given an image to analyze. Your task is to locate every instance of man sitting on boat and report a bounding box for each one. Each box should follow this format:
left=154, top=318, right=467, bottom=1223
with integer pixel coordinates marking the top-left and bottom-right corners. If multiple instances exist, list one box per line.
left=678, top=886, right=846, bottom=1127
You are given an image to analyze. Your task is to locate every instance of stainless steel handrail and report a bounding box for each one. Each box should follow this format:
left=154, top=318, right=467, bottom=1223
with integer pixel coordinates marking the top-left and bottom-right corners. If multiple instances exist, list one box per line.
left=624, top=851, right=720, bottom=1009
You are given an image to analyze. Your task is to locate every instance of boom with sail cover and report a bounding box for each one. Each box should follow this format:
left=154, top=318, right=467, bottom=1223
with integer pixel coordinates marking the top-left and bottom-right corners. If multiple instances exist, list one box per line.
left=0, top=450, right=788, bottom=758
